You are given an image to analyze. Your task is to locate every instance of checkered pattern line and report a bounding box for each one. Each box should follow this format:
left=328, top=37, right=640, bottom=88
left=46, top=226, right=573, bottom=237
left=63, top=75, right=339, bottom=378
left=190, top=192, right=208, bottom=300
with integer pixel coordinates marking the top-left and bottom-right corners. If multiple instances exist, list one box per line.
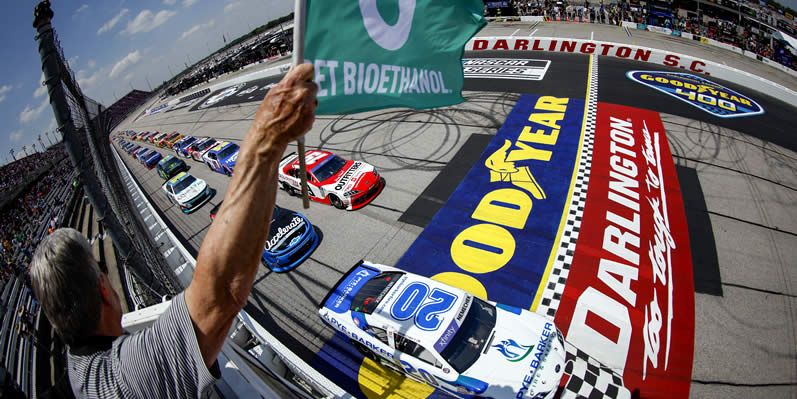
left=560, top=343, right=631, bottom=399
left=536, top=56, right=599, bottom=319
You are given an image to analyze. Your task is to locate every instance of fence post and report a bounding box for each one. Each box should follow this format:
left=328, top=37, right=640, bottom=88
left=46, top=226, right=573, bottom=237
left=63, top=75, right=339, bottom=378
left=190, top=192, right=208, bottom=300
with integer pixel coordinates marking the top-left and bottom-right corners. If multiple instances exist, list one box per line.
left=32, top=1, right=168, bottom=295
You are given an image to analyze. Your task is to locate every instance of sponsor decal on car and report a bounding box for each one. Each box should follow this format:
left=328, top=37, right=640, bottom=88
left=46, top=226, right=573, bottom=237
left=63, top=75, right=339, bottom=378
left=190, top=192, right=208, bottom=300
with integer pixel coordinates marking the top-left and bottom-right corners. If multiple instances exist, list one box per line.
left=265, top=216, right=305, bottom=250
left=626, top=71, right=764, bottom=118
left=334, top=161, right=362, bottom=190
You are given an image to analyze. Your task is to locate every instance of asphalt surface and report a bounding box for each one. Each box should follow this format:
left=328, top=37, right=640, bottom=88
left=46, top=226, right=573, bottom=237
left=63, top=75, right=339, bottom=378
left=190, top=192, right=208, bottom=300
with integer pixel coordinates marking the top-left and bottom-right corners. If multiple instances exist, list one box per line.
left=113, top=23, right=797, bottom=399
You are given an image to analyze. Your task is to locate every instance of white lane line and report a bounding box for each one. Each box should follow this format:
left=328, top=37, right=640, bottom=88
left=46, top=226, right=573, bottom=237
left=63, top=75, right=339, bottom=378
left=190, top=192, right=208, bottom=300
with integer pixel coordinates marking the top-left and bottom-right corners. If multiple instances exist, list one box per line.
left=591, top=31, right=594, bottom=41
left=511, top=28, right=520, bottom=36
left=530, top=28, right=538, bottom=36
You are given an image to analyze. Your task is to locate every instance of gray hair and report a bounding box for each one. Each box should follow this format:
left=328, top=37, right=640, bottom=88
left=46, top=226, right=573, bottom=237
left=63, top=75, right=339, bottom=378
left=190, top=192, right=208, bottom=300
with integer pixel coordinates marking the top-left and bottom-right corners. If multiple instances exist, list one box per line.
left=30, top=228, right=101, bottom=345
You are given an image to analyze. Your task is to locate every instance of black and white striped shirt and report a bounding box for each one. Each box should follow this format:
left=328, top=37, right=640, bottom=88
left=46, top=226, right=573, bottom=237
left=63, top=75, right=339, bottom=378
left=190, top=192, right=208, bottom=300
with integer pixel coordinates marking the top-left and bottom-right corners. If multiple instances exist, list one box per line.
left=67, top=293, right=220, bottom=398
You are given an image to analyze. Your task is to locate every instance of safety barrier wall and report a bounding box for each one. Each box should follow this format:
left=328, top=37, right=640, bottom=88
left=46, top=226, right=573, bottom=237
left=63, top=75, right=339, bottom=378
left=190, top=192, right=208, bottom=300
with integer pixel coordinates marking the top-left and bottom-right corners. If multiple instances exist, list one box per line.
left=111, top=144, right=350, bottom=399
left=466, top=36, right=797, bottom=107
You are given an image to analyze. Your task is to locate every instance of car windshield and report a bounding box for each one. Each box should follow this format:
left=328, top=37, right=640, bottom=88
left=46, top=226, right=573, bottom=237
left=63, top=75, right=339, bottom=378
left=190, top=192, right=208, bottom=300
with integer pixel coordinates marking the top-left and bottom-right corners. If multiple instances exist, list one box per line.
left=439, top=297, right=497, bottom=374
left=349, top=272, right=404, bottom=314
left=312, top=155, right=348, bottom=182
left=198, top=139, right=217, bottom=151
left=172, top=175, right=196, bottom=192
left=163, top=158, right=182, bottom=172
left=182, top=137, right=196, bottom=147
left=217, top=144, right=239, bottom=160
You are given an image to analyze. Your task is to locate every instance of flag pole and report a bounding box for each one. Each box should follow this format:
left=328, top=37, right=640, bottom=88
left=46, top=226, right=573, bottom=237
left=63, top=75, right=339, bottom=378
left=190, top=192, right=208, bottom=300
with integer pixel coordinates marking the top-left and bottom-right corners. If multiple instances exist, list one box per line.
left=292, top=0, right=310, bottom=209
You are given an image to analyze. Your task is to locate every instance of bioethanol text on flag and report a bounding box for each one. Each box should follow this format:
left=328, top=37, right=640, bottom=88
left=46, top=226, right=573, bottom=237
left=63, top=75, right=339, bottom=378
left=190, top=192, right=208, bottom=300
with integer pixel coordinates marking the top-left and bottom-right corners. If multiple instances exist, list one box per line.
left=303, top=0, right=487, bottom=115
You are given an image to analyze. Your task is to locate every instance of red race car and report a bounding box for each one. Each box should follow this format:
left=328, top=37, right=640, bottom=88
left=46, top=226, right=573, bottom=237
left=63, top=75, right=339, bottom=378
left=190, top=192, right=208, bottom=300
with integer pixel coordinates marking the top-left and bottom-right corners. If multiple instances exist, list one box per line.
left=278, top=150, right=384, bottom=210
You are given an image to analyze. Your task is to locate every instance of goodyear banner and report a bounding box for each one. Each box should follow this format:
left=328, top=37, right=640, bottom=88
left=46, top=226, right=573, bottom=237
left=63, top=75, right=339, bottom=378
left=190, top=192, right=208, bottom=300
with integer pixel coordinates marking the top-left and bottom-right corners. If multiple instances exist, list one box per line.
left=555, top=103, right=695, bottom=398
left=397, top=94, right=584, bottom=310
left=303, top=0, right=486, bottom=114
left=627, top=71, right=764, bottom=118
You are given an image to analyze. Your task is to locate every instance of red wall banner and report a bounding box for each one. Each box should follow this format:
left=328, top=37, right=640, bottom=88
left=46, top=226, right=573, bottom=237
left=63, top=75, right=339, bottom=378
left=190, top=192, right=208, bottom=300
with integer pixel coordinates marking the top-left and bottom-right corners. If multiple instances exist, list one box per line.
left=555, top=103, right=695, bottom=398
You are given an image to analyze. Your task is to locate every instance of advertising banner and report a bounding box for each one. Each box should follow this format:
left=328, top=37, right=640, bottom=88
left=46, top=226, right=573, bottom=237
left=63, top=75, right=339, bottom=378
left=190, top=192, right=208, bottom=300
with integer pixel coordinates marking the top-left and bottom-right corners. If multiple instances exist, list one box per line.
left=304, top=0, right=486, bottom=115
left=397, top=93, right=584, bottom=311
left=554, top=103, right=695, bottom=398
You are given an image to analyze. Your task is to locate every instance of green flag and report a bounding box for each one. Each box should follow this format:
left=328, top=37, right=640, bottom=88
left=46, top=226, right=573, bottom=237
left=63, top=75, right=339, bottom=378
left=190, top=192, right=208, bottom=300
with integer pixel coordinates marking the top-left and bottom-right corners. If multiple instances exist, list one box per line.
left=303, top=0, right=486, bottom=115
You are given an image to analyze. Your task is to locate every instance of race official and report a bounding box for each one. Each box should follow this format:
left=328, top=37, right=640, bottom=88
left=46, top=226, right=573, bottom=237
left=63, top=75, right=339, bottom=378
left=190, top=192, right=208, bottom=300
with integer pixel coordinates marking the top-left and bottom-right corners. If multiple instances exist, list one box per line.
left=30, top=63, right=318, bottom=398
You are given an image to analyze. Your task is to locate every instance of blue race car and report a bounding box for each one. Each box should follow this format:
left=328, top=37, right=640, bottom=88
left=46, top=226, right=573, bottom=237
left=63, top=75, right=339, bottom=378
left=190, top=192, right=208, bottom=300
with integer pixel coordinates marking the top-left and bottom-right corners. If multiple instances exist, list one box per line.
left=144, top=151, right=163, bottom=169
left=136, top=148, right=154, bottom=162
left=202, top=141, right=239, bottom=176
left=210, top=202, right=318, bottom=272
left=173, top=136, right=198, bottom=157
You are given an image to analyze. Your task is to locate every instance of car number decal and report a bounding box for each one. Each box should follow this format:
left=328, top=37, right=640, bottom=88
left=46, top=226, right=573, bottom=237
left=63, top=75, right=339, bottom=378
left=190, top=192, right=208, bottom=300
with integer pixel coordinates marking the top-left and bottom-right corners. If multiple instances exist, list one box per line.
left=390, top=282, right=458, bottom=331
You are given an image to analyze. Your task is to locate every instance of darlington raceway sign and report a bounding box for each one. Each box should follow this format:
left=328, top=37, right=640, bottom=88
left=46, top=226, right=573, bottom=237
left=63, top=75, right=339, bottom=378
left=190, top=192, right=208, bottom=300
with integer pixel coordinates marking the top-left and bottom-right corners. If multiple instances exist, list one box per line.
left=555, top=103, right=695, bottom=398
left=627, top=71, right=765, bottom=118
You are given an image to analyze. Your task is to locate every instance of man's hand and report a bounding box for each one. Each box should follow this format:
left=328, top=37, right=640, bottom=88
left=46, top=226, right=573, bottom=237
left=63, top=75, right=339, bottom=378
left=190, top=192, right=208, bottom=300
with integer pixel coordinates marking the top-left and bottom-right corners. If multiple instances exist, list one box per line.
left=186, top=63, right=316, bottom=368
left=248, top=63, right=318, bottom=151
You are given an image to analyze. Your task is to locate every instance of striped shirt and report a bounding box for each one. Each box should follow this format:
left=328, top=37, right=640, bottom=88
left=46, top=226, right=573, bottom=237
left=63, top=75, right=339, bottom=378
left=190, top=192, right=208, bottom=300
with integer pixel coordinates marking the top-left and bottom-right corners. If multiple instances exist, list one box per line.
left=67, top=293, right=220, bottom=398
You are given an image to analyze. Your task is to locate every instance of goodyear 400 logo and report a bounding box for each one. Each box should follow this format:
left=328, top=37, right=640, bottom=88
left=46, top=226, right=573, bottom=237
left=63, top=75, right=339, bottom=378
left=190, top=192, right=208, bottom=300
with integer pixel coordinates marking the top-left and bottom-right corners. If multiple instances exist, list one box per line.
left=627, top=71, right=764, bottom=118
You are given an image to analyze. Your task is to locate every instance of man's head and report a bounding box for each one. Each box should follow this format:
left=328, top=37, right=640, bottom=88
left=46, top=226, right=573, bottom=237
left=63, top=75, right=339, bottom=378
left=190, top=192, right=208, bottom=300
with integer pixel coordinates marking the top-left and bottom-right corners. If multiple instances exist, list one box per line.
left=30, top=228, right=120, bottom=345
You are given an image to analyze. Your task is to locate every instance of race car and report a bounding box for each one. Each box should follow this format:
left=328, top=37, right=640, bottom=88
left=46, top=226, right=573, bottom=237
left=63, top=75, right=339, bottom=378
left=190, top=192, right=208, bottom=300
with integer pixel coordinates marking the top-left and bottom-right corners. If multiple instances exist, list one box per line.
left=144, top=151, right=163, bottom=169
left=210, top=202, right=319, bottom=272
left=156, top=155, right=189, bottom=180
left=136, top=148, right=155, bottom=163
left=165, top=133, right=185, bottom=149
left=202, top=141, right=239, bottom=176
left=319, top=262, right=566, bottom=399
left=173, top=136, right=198, bottom=157
left=188, top=137, right=218, bottom=162
left=126, top=144, right=141, bottom=155
left=162, top=172, right=215, bottom=213
left=158, top=132, right=181, bottom=147
left=278, top=151, right=384, bottom=210
left=150, top=132, right=165, bottom=144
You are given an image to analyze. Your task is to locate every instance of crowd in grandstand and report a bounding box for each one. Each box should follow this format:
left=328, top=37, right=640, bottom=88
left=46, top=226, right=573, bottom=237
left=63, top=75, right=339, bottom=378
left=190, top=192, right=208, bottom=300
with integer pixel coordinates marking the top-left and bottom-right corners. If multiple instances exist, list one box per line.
left=0, top=146, right=65, bottom=196
left=505, top=0, right=796, bottom=70
left=0, top=147, right=73, bottom=287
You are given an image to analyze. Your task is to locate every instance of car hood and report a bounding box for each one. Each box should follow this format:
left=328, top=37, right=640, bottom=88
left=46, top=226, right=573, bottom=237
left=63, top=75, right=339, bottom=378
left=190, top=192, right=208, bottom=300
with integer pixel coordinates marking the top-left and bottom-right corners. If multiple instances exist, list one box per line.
left=322, top=161, right=377, bottom=193
left=463, top=308, right=566, bottom=398
left=175, top=180, right=207, bottom=203
left=264, top=210, right=308, bottom=252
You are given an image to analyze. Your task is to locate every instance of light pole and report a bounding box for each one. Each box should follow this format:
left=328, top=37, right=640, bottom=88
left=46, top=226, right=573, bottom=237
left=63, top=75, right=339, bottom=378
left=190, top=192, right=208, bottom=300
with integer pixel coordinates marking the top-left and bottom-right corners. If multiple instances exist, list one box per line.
left=9, top=149, right=15, bottom=161
left=145, top=75, right=152, bottom=91
left=32, top=143, right=38, bottom=153
left=22, top=145, right=28, bottom=157
left=45, top=130, right=53, bottom=146
left=38, top=134, right=45, bottom=150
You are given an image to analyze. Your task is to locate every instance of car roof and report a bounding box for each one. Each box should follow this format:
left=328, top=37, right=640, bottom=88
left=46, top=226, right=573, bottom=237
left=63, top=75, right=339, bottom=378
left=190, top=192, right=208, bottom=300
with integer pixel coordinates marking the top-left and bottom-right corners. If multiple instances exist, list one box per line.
left=209, top=141, right=230, bottom=152
left=167, top=171, right=189, bottom=185
left=159, top=155, right=175, bottom=165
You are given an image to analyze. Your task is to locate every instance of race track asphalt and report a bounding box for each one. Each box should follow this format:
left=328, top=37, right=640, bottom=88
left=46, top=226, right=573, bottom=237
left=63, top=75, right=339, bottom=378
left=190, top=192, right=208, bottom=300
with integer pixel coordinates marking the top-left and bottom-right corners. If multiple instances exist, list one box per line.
left=113, top=24, right=797, bottom=399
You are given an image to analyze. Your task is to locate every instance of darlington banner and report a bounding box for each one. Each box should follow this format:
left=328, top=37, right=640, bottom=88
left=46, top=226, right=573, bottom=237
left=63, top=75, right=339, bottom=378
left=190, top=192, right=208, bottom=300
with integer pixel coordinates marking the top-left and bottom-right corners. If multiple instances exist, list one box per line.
left=555, top=103, right=695, bottom=398
left=303, top=0, right=486, bottom=114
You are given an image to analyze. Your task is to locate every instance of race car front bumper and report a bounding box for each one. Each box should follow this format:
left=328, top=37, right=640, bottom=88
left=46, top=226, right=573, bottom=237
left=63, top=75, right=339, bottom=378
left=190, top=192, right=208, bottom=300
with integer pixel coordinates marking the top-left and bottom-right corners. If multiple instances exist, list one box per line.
left=349, top=177, right=386, bottom=210
left=180, top=187, right=216, bottom=213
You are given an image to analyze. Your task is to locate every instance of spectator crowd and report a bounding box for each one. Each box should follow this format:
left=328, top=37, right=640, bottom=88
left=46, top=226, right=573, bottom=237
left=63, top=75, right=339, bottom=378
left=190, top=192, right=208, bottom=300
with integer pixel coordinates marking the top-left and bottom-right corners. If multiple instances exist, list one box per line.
left=0, top=146, right=66, bottom=196
left=504, top=0, right=795, bottom=70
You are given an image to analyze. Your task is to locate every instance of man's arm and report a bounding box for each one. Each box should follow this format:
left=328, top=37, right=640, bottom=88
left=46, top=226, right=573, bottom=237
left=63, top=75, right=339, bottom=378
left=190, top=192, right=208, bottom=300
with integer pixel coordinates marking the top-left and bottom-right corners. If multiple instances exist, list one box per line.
left=185, top=64, right=317, bottom=367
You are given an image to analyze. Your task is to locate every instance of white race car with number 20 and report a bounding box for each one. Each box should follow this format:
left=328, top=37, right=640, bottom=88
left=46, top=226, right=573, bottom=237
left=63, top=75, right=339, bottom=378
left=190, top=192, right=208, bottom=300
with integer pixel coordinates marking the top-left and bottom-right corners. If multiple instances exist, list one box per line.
left=319, top=261, right=566, bottom=399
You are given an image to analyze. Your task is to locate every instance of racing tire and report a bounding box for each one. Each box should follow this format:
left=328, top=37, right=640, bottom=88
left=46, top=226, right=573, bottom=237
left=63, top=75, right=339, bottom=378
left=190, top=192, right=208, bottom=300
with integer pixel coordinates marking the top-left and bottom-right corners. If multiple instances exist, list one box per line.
left=329, top=195, right=345, bottom=210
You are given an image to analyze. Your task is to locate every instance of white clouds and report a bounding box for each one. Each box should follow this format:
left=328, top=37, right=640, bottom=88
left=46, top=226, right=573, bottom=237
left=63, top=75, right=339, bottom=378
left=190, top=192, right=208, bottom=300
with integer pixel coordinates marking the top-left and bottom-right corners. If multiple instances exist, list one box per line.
left=163, top=0, right=177, bottom=4
left=34, top=85, right=47, bottom=99
left=109, top=51, right=142, bottom=78
left=224, top=1, right=241, bottom=13
left=75, top=4, right=89, bottom=14
left=9, top=129, right=24, bottom=143
left=97, top=8, right=128, bottom=35
left=19, top=98, right=50, bottom=124
left=123, top=9, right=177, bottom=35
left=48, top=117, right=57, bottom=131
left=180, top=19, right=215, bottom=40
left=183, top=0, right=199, bottom=7
left=0, top=85, right=11, bottom=103
left=87, top=59, right=96, bottom=69
left=77, top=70, right=103, bottom=90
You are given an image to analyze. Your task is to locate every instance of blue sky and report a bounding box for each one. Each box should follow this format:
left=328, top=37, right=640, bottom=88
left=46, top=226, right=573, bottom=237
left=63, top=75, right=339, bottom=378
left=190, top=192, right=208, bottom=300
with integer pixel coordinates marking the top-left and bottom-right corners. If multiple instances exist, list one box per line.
left=0, top=0, right=292, bottom=165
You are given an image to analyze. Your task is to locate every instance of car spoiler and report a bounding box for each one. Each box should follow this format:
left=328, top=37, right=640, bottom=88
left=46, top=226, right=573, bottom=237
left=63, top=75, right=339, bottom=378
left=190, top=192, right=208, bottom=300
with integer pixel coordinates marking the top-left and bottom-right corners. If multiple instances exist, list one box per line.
left=317, top=259, right=367, bottom=309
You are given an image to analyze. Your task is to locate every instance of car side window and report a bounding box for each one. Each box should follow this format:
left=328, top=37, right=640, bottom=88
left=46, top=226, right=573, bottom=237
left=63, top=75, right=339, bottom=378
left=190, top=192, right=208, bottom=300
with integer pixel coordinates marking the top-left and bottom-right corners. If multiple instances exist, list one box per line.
left=395, top=334, right=440, bottom=367
left=286, top=168, right=295, bottom=177
left=366, top=326, right=389, bottom=346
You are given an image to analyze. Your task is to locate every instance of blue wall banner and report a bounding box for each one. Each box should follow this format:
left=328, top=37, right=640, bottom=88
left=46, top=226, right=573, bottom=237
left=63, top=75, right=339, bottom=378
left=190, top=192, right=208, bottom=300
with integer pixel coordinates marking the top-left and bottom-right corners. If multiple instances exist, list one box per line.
left=396, top=94, right=584, bottom=310
left=627, top=70, right=765, bottom=118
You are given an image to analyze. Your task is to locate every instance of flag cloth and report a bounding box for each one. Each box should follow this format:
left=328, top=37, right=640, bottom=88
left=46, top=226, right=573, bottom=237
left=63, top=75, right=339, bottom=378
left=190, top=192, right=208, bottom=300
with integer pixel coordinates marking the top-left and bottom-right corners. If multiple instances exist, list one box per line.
left=303, top=0, right=486, bottom=115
